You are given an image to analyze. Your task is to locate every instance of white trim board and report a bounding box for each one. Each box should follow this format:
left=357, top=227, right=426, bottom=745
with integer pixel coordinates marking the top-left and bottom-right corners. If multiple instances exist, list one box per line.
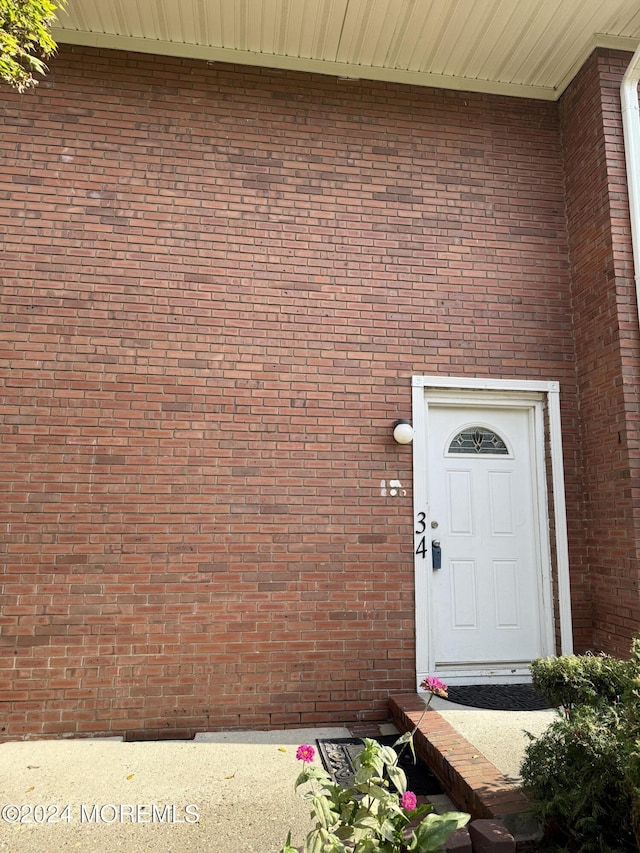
left=51, top=29, right=640, bottom=102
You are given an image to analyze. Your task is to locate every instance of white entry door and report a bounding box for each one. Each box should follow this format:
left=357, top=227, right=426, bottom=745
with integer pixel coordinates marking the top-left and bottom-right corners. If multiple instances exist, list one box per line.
left=419, top=396, right=553, bottom=681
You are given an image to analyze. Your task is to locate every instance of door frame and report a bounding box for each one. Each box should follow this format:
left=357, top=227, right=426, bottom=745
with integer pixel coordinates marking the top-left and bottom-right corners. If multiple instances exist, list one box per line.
left=412, top=375, right=573, bottom=686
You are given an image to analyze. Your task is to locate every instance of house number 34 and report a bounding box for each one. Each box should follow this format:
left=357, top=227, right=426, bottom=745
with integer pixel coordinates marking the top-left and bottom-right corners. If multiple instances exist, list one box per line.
left=415, top=511, right=427, bottom=558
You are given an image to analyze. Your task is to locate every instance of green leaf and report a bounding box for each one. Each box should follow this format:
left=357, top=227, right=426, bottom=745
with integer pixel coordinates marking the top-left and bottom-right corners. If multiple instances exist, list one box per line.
left=356, top=739, right=385, bottom=776
left=304, top=828, right=346, bottom=853
left=279, top=830, right=299, bottom=853
left=352, top=815, right=379, bottom=832
left=354, top=765, right=375, bottom=785
left=394, top=731, right=417, bottom=763
left=362, top=783, right=394, bottom=803
left=304, top=828, right=330, bottom=853
left=411, top=803, right=433, bottom=821
left=393, top=731, right=413, bottom=747
left=410, top=812, right=470, bottom=852
left=295, top=770, right=310, bottom=788
left=378, top=817, right=400, bottom=843
left=334, top=824, right=356, bottom=841
left=311, top=795, right=338, bottom=831
left=295, top=765, right=333, bottom=790
left=386, top=763, right=407, bottom=794
left=379, top=745, right=399, bottom=766
left=353, top=838, right=383, bottom=853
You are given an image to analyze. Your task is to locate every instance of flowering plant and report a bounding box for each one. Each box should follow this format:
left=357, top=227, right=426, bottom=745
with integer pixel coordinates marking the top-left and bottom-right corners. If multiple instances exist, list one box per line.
left=280, top=678, right=469, bottom=853
left=390, top=676, right=449, bottom=766
left=420, top=677, right=448, bottom=699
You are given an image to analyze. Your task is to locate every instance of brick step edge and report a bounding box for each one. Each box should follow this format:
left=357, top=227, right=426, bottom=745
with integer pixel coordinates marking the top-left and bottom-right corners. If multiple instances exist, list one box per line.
left=389, top=694, right=541, bottom=849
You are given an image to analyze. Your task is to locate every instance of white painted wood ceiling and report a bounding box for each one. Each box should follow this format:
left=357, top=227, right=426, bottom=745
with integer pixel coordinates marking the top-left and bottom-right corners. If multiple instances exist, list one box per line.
left=53, top=0, right=640, bottom=100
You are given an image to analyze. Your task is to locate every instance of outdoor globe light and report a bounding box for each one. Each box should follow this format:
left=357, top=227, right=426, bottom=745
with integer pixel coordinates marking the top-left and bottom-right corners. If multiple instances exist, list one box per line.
left=392, top=419, right=414, bottom=444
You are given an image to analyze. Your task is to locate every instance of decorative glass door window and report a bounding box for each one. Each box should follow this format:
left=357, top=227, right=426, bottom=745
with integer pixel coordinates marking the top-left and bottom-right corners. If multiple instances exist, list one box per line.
left=448, top=427, right=508, bottom=455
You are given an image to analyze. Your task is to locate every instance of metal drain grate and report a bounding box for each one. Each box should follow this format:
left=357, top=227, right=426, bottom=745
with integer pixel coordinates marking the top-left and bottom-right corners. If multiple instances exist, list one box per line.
left=316, top=735, right=443, bottom=795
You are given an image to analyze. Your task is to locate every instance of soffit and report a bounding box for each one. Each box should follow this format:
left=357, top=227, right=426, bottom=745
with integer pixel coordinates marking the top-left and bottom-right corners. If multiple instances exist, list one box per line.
left=53, top=0, right=640, bottom=100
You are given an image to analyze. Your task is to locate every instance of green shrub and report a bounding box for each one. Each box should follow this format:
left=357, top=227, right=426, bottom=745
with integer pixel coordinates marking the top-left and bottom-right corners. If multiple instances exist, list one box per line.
left=522, top=640, right=640, bottom=852
left=530, top=652, right=634, bottom=713
left=619, top=657, right=640, bottom=851
left=521, top=704, right=635, bottom=852
left=626, top=741, right=640, bottom=850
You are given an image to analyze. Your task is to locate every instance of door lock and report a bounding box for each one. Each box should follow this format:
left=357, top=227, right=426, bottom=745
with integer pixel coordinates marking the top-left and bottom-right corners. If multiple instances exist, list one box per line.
left=431, top=540, right=442, bottom=570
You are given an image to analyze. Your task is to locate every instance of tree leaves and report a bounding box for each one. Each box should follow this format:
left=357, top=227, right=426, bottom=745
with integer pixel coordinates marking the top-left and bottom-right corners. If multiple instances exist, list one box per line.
left=0, top=0, right=65, bottom=91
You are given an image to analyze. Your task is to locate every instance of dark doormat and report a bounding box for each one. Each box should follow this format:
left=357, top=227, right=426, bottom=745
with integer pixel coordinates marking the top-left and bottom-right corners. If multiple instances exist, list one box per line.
left=444, top=683, right=551, bottom=711
left=316, top=735, right=443, bottom=795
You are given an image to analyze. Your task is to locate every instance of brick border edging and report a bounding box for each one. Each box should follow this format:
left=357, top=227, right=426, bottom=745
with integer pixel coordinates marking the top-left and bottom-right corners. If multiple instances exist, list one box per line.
left=389, top=695, right=536, bottom=828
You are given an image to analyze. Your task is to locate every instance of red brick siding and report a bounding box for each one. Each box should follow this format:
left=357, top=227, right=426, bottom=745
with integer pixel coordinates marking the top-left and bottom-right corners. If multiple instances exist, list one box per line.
left=560, top=48, right=640, bottom=656
left=1, top=46, right=579, bottom=738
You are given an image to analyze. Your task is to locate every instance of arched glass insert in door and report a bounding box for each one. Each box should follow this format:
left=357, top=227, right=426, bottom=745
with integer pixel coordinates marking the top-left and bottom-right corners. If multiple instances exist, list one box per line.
left=448, top=426, right=509, bottom=455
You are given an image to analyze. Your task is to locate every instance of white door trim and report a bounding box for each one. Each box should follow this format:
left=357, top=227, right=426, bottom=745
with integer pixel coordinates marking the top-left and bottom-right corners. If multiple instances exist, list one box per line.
left=411, top=376, right=573, bottom=685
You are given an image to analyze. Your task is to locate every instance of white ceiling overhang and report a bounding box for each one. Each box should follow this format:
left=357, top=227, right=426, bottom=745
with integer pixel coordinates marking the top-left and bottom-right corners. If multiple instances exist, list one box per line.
left=52, top=0, right=640, bottom=101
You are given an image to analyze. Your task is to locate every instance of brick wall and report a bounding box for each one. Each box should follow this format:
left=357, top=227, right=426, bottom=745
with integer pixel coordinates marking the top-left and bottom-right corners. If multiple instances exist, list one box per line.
left=560, top=48, right=640, bottom=657
left=1, top=45, right=580, bottom=737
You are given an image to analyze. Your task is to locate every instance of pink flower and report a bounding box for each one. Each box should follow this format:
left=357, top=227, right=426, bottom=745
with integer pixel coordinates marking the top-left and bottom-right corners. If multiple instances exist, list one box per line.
left=401, top=791, right=417, bottom=811
left=296, top=744, right=316, bottom=763
left=420, top=676, right=448, bottom=698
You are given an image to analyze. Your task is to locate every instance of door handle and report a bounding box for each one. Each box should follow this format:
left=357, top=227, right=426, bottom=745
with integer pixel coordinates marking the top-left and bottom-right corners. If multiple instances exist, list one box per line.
left=431, top=540, right=442, bottom=570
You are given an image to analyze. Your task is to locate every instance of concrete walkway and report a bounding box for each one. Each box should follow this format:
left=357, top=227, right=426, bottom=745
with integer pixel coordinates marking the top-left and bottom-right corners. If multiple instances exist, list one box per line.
left=430, top=696, right=557, bottom=783
left=0, top=727, right=349, bottom=853
left=0, top=706, right=557, bottom=853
